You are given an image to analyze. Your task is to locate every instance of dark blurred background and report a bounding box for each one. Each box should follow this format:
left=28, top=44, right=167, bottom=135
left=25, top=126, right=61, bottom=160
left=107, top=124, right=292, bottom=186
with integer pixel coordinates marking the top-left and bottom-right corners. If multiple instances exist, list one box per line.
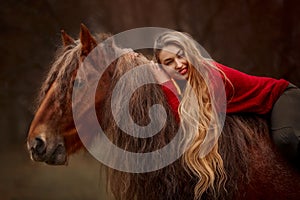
left=1, top=0, right=299, bottom=199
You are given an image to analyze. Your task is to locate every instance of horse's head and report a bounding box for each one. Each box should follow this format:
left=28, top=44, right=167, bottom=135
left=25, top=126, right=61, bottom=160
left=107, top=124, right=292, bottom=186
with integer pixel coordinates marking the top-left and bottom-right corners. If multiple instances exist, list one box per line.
left=26, top=24, right=116, bottom=165
left=27, top=24, right=178, bottom=168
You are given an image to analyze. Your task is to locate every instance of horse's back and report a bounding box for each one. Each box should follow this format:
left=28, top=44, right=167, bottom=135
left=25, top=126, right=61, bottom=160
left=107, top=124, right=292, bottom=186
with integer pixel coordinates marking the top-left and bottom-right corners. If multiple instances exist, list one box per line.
left=221, top=114, right=300, bottom=200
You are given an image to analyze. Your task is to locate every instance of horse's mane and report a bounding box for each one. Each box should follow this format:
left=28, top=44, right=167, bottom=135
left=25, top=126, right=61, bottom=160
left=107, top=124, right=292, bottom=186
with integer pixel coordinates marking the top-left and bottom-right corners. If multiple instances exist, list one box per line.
left=100, top=53, right=193, bottom=199
left=99, top=50, right=272, bottom=199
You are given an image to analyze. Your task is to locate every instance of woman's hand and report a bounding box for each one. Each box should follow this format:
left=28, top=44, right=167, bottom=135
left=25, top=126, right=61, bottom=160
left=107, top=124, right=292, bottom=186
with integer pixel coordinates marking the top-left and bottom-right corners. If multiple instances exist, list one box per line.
left=149, top=61, right=171, bottom=84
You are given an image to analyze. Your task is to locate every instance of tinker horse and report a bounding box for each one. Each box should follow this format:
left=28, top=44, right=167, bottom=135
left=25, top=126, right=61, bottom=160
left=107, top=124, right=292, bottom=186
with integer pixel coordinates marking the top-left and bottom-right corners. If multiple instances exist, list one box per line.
left=27, top=25, right=300, bottom=200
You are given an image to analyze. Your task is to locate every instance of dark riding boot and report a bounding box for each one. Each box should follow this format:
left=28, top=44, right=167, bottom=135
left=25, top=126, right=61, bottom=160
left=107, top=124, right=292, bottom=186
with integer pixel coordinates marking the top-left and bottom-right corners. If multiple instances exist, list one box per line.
left=272, top=127, right=300, bottom=168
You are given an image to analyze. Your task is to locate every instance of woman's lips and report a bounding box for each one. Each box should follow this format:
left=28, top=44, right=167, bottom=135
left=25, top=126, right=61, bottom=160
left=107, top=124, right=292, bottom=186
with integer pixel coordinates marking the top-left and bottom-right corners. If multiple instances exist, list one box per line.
left=179, top=68, right=187, bottom=75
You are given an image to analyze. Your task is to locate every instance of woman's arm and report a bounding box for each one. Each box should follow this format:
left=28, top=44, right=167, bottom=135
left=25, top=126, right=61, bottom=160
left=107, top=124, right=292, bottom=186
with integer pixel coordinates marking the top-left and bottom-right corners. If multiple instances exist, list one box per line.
left=149, top=61, right=180, bottom=122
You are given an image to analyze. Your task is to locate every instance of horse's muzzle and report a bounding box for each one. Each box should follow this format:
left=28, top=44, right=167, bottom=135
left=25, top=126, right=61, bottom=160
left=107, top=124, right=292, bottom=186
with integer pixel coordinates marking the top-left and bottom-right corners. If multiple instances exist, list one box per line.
left=27, top=136, right=67, bottom=165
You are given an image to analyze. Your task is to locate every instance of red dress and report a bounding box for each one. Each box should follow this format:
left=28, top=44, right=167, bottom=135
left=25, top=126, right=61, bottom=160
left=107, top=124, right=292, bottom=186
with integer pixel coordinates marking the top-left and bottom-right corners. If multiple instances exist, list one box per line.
left=161, top=62, right=289, bottom=120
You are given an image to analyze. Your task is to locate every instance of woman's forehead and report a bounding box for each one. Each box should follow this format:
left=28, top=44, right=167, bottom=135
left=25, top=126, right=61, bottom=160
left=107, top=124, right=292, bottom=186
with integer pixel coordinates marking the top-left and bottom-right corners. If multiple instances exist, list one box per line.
left=161, top=44, right=181, bottom=54
left=159, top=51, right=175, bottom=61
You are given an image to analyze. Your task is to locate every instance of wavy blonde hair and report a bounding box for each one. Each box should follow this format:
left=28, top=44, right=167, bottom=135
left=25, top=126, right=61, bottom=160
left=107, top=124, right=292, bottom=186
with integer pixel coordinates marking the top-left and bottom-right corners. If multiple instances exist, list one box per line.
left=154, top=31, right=228, bottom=199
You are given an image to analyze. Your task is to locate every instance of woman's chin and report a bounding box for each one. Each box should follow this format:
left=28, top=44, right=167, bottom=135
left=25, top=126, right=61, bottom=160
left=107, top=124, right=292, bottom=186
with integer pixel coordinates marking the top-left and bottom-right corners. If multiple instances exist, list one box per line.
left=175, top=74, right=188, bottom=80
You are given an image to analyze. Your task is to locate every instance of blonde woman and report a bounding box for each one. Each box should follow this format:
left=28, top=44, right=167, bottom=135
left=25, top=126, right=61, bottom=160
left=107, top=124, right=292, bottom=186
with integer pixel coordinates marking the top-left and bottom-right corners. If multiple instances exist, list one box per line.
left=150, top=31, right=300, bottom=198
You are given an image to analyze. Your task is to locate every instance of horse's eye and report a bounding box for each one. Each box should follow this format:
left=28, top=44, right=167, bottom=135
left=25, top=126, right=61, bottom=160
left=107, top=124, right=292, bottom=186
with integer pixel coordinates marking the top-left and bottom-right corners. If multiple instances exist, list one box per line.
left=73, top=79, right=84, bottom=88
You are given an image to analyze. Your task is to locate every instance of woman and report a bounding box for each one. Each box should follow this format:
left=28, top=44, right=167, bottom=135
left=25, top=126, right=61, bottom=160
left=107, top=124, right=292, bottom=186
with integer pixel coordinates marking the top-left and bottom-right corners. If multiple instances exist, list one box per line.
left=150, top=31, right=300, bottom=198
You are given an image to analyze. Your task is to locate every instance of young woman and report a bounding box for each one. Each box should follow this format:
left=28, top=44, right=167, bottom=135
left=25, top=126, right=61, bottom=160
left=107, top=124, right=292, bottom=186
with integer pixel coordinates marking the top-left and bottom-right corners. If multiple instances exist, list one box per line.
left=150, top=31, right=300, bottom=197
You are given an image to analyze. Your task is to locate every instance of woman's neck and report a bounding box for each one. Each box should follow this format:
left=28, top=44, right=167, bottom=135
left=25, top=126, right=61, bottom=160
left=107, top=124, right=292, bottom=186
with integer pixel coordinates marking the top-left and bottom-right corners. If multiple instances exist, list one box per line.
left=174, top=79, right=187, bottom=95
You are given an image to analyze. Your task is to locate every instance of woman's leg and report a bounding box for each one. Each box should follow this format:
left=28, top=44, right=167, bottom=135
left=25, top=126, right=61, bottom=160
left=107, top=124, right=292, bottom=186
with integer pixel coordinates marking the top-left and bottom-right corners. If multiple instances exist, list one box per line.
left=271, top=84, right=300, bottom=167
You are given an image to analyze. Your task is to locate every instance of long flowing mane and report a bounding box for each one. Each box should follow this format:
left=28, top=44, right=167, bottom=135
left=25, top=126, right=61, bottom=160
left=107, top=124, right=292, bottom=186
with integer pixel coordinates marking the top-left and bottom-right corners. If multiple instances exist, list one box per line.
left=100, top=54, right=195, bottom=199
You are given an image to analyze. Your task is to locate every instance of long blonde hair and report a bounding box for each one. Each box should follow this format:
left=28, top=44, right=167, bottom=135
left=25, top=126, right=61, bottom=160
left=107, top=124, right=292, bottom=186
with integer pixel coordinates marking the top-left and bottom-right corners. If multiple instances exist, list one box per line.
left=154, top=31, right=228, bottom=199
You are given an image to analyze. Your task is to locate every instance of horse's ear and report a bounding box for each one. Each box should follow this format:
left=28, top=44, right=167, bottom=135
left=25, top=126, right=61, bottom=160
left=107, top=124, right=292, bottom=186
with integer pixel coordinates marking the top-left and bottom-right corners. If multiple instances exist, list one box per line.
left=80, top=23, right=97, bottom=57
left=61, top=30, right=75, bottom=47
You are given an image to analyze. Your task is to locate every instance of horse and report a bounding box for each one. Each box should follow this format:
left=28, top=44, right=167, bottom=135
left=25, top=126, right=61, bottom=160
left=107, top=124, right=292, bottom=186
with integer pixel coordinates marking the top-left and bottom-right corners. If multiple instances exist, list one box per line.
left=27, top=24, right=300, bottom=200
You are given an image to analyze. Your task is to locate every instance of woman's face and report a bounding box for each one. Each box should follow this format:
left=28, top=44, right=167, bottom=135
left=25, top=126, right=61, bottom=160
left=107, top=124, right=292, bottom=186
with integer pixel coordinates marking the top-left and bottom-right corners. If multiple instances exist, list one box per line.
left=158, top=44, right=189, bottom=80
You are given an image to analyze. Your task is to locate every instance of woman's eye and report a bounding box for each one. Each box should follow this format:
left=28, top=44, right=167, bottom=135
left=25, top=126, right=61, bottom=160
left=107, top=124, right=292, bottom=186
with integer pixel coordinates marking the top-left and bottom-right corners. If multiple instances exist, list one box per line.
left=165, top=60, right=173, bottom=66
left=73, top=79, right=84, bottom=88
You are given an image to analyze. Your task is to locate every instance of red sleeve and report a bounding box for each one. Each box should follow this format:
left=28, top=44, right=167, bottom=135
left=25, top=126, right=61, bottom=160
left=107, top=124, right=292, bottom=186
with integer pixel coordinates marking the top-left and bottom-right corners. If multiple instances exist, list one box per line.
left=160, top=62, right=289, bottom=117
left=161, top=80, right=180, bottom=123
left=214, top=62, right=289, bottom=114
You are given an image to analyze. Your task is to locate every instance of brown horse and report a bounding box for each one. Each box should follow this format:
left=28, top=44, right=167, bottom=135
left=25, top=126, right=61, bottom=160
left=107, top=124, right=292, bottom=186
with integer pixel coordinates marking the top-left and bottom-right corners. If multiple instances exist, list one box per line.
left=27, top=24, right=300, bottom=199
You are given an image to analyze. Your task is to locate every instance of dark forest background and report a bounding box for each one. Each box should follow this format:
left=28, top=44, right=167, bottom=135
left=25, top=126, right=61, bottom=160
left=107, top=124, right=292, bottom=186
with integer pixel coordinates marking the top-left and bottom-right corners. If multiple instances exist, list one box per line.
left=1, top=0, right=300, bottom=145
left=0, top=0, right=299, bottom=199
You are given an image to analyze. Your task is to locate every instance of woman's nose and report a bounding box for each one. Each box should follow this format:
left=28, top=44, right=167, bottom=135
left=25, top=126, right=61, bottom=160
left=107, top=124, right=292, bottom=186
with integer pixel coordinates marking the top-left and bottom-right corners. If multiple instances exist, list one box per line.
left=174, top=58, right=183, bottom=68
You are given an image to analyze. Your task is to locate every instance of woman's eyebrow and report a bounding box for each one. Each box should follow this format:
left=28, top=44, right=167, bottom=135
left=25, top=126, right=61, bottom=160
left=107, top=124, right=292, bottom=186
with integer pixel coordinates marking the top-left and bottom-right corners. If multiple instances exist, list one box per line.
left=176, top=49, right=183, bottom=56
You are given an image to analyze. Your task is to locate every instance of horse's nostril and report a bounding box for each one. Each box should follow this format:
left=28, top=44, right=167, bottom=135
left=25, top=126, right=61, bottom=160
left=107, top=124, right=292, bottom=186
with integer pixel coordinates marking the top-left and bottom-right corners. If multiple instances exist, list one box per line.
left=32, top=137, right=46, bottom=155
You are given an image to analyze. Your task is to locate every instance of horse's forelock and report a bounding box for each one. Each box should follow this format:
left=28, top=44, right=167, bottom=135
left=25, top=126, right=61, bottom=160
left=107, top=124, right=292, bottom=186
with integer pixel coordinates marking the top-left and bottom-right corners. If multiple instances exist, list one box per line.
left=34, top=42, right=81, bottom=113
left=35, top=33, right=115, bottom=114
